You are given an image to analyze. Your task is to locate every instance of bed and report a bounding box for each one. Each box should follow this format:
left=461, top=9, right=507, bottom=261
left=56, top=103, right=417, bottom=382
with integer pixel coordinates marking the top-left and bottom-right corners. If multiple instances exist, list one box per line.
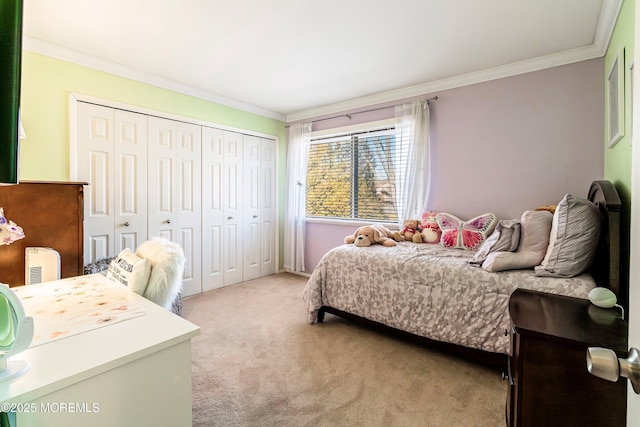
left=303, top=180, right=622, bottom=365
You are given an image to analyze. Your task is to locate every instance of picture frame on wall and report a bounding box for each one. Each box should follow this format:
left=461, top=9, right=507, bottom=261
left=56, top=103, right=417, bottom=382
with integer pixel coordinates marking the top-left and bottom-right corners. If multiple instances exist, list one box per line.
left=607, top=48, right=625, bottom=147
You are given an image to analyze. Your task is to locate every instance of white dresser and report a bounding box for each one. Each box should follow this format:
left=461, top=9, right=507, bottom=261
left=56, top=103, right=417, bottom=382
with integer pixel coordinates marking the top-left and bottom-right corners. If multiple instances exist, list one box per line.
left=0, top=275, right=200, bottom=426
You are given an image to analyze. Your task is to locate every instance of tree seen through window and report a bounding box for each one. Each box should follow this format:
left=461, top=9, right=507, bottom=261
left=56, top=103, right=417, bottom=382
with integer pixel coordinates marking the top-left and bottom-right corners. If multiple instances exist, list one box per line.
left=306, top=128, right=403, bottom=221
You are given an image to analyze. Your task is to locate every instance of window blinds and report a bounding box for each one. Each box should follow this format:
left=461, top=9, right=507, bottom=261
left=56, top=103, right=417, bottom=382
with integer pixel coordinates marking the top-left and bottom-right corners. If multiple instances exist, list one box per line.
left=306, top=127, right=410, bottom=222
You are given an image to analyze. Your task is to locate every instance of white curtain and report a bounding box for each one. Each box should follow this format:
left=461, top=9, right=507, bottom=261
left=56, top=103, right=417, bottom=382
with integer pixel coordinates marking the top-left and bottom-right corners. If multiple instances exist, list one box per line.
left=395, top=100, right=431, bottom=223
left=284, top=122, right=312, bottom=273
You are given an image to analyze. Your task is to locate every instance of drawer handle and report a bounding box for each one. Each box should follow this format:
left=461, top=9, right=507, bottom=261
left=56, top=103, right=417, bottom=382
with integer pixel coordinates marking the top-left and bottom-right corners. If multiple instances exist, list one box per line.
left=123, top=221, right=130, bottom=227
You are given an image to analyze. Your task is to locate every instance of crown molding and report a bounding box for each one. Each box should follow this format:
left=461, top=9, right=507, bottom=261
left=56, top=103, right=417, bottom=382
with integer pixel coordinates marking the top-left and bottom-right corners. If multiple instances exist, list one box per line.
left=23, top=36, right=286, bottom=122
left=286, top=44, right=603, bottom=124
left=286, top=0, right=623, bottom=124
left=593, top=0, right=624, bottom=56
left=23, top=0, right=622, bottom=126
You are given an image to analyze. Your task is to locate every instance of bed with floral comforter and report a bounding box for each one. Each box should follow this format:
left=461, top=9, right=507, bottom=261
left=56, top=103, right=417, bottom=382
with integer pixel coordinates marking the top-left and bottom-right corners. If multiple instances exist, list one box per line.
left=303, top=242, right=596, bottom=354
left=303, top=181, right=628, bottom=356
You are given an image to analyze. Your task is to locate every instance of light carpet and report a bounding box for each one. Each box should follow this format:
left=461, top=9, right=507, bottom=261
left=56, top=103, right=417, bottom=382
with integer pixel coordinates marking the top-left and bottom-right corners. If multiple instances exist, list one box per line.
left=183, top=273, right=505, bottom=427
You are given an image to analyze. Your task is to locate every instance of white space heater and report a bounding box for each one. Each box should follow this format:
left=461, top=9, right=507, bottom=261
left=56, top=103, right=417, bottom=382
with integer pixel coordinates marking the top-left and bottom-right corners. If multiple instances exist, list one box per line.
left=25, top=247, right=61, bottom=285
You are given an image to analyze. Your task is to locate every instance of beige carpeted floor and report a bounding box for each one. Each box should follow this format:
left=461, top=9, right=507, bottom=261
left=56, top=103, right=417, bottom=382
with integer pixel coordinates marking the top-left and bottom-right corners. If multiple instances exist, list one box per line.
left=183, top=273, right=505, bottom=427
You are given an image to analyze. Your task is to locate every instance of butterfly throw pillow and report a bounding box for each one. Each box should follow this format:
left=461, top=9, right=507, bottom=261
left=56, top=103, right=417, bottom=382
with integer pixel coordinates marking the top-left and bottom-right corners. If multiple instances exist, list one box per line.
left=436, top=212, right=497, bottom=250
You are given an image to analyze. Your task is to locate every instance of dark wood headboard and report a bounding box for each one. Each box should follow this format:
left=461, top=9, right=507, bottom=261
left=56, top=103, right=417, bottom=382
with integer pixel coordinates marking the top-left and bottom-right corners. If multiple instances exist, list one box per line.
left=0, top=181, right=87, bottom=286
left=587, top=180, right=623, bottom=309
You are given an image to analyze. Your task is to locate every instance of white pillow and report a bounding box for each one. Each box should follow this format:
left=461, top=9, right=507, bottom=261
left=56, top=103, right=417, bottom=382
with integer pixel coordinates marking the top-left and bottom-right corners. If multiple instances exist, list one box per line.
left=535, top=194, right=601, bottom=277
left=106, top=248, right=151, bottom=296
left=135, top=238, right=186, bottom=310
left=482, top=210, right=553, bottom=272
left=469, top=219, right=521, bottom=266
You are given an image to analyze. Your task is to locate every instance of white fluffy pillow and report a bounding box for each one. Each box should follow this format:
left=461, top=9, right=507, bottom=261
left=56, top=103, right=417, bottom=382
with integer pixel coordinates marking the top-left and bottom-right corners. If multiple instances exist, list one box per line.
left=106, top=248, right=151, bottom=295
left=135, top=237, right=186, bottom=310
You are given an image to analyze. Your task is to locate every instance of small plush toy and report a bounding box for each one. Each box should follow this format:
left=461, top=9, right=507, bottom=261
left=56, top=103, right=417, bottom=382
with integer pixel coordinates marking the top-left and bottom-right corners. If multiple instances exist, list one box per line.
left=420, top=211, right=442, bottom=244
left=345, top=224, right=397, bottom=247
left=393, top=219, right=423, bottom=243
left=535, top=205, right=557, bottom=214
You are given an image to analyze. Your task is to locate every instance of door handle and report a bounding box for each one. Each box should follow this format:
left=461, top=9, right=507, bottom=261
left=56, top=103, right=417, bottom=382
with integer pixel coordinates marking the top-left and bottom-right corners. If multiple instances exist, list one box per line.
left=587, top=347, right=640, bottom=394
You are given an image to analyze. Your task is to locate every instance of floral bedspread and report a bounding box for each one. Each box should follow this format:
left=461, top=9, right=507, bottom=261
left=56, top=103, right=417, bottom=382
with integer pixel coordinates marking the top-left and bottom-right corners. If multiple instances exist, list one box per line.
left=303, top=242, right=596, bottom=354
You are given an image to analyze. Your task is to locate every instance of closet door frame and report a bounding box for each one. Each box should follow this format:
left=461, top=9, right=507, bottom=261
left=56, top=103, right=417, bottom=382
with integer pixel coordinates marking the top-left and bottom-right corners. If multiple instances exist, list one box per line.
left=69, top=93, right=280, bottom=288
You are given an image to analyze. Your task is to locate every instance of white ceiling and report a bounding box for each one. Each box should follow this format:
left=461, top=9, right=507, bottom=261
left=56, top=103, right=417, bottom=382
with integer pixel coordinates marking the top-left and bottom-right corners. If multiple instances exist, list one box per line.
left=22, top=0, right=621, bottom=122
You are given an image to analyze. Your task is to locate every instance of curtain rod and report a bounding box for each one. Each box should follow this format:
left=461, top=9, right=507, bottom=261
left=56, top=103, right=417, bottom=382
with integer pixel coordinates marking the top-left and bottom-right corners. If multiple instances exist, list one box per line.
left=288, top=96, right=439, bottom=127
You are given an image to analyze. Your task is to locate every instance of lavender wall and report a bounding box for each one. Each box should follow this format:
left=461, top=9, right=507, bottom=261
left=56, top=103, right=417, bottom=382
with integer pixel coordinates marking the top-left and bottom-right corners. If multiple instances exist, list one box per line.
left=304, top=58, right=605, bottom=273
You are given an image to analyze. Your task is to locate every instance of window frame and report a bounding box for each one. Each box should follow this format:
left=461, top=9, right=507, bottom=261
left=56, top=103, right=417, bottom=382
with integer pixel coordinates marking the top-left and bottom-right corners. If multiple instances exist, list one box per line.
left=306, top=118, right=401, bottom=228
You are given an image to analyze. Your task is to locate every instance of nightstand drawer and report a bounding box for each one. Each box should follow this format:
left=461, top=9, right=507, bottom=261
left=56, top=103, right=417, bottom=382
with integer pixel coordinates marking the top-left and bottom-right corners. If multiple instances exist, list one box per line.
left=507, top=289, right=627, bottom=427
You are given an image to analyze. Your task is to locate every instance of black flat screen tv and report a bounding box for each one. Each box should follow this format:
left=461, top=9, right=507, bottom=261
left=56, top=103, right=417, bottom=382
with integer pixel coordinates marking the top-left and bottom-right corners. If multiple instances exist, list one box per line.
left=0, top=0, right=23, bottom=184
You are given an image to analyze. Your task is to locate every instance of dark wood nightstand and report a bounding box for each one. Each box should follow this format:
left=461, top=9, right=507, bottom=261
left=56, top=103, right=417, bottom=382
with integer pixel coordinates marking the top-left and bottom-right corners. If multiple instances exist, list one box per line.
left=506, top=288, right=628, bottom=427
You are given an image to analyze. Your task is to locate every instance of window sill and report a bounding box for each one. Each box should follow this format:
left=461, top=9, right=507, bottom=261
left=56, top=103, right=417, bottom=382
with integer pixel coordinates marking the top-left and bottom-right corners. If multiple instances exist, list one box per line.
left=305, top=217, right=399, bottom=230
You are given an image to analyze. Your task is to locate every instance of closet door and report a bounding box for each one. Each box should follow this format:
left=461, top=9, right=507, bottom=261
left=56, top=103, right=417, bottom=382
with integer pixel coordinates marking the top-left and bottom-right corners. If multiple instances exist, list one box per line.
left=77, top=99, right=276, bottom=295
left=243, top=136, right=276, bottom=279
left=176, top=121, right=202, bottom=296
left=222, top=131, right=244, bottom=286
left=78, top=103, right=147, bottom=264
left=114, top=110, right=148, bottom=254
left=147, top=116, right=177, bottom=241
left=260, top=138, right=276, bottom=276
left=148, top=117, right=202, bottom=296
left=243, top=135, right=261, bottom=281
left=201, top=127, right=224, bottom=291
left=77, top=103, right=115, bottom=263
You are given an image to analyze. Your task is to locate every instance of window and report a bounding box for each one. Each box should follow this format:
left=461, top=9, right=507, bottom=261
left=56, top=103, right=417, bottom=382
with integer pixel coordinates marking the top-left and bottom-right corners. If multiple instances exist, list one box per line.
left=306, top=126, right=409, bottom=222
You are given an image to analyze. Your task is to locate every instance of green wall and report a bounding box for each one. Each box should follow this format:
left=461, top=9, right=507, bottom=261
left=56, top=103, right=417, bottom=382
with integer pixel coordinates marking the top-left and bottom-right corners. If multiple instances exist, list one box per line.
left=604, top=0, right=635, bottom=299
left=19, top=51, right=287, bottom=268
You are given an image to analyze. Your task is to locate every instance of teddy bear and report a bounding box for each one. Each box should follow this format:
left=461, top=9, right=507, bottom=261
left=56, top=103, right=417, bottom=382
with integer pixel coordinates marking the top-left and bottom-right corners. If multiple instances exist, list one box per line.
left=344, top=224, right=397, bottom=247
left=420, top=211, right=442, bottom=244
left=393, top=219, right=423, bottom=243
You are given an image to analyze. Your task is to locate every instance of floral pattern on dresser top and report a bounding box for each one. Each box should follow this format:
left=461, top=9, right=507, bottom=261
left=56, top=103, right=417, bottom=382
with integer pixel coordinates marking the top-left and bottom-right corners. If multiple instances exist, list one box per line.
left=13, top=274, right=147, bottom=347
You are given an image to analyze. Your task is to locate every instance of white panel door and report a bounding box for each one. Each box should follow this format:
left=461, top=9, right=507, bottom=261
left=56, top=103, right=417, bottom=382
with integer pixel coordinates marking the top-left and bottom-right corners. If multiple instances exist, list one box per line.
left=260, top=138, right=277, bottom=276
left=242, top=136, right=277, bottom=280
left=148, top=117, right=202, bottom=296
left=201, top=127, right=224, bottom=291
left=243, top=135, right=261, bottom=281
left=77, top=103, right=115, bottom=264
left=175, top=122, right=202, bottom=296
left=78, top=104, right=148, bottom=264
left=222, top=131, right=244, bottom=286
left=77, top=99, right=276, bottom=296
left=114, top=110, right=148, bottom=254
left=147, top=116, right=177, bottom=242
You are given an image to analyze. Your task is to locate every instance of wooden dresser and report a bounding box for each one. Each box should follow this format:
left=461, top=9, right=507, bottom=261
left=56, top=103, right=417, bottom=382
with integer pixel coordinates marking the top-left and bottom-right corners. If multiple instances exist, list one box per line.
left=506, top=288, right=628, bottom=426
left=0, top=181, right=87, bottom=286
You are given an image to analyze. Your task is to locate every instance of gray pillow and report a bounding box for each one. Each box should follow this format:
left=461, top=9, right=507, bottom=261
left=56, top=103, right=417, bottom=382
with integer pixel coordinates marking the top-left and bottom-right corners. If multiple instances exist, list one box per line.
left=469, top=219, right=521, bottom=266
left=535, top=194, right=601, bottom=278
left=482, top=210, right=553, bottom=272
